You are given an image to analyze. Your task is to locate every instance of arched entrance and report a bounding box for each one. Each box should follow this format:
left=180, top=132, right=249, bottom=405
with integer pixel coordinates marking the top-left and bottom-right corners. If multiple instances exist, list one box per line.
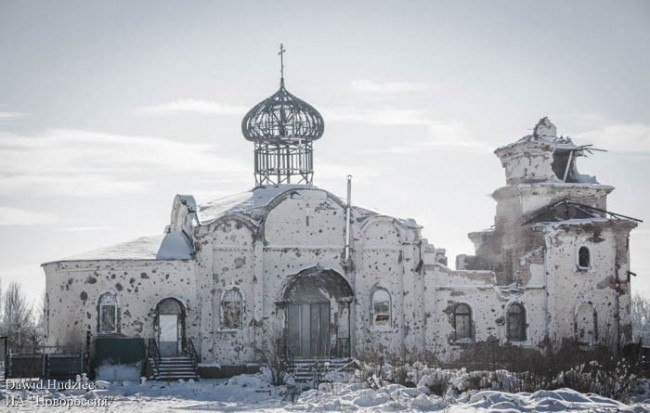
left=282, top=267, right=354, bottom=359
left=155, top=298, right=186, bottom=356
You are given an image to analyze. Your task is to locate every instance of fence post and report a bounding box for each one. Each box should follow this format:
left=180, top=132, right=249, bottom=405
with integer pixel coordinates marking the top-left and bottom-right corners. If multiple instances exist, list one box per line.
left=1, top=337, right=7, bottom=380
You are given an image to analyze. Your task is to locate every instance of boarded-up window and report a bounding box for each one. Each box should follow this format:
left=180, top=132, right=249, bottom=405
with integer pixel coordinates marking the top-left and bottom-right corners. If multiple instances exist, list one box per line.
left=372, top=289, right=391, bottom=327
left=578, top=246, right=590, bottom=268
left=98, top=293, right=118, bottom=334
left=576, top=303, right=597, bottom=344
left=507, top=303, right=526, bottom=341
left=222, top=289, right=243, bottom=330
left=454, top=303, right=472, bottom=340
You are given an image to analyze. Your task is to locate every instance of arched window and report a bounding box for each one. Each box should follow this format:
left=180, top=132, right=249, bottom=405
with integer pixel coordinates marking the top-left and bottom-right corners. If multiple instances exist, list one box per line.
left=98, top=293, right=118, bottom=334
left=372, top=289, right=391, bottom=328
left=454, top=303, right=472, bottom=340
left=578, top=246, right=590, bottom=268
left=221, top=289, right=243, bottom=330
left=507, top=303, right=526, bottom=341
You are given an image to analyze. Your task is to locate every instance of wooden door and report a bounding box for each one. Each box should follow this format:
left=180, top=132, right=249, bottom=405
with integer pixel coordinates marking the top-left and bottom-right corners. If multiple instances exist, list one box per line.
left=288, top=302, right=330, bottom=359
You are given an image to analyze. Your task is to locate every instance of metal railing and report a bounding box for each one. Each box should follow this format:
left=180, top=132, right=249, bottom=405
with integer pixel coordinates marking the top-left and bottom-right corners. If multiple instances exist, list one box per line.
left=182, top=338, right=199, bottom=369
left=148, top=338, right=161, bottom=374
left=337, top=337, right=350, bottom=358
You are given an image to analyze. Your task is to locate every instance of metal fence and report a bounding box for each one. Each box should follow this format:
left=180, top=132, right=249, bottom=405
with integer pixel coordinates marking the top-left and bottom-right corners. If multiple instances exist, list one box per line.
left=5, top=345, right=86, bottom=380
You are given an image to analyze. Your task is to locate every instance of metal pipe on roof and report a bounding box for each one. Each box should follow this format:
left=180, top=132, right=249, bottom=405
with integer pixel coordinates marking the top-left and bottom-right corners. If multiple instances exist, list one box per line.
left=344, top=175, right=352, bottom=263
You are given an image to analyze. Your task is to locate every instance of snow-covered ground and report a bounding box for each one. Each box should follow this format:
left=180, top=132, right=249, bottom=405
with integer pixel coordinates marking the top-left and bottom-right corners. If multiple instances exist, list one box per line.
left=1, top=373, right=649, bottom=412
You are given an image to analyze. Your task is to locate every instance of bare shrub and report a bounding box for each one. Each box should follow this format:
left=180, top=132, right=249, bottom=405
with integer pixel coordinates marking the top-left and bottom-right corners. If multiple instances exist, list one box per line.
left=425, top=374, right=449, bottom=396
left=354, top=345, right=386, bottom=386
left=256, top=335, right=290, bottom=386
left=351, top=339, right=643, bottom=401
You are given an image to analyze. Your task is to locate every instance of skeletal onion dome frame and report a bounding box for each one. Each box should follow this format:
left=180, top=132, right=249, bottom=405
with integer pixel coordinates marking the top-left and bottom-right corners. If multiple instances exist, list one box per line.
left=242, top=83, right=324, bottom=142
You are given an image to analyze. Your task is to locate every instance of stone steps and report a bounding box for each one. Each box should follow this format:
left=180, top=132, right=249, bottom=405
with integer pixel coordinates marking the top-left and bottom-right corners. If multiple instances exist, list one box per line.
left=289, top=358, right=353, bottom=387
left=148, top=356, right=198, bottom=381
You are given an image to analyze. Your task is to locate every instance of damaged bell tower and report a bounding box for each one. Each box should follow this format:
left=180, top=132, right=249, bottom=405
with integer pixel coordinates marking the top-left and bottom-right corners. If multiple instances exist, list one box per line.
left=457, top=117, right=639, bottom=350
left=460, top=117, right=640, bottom=283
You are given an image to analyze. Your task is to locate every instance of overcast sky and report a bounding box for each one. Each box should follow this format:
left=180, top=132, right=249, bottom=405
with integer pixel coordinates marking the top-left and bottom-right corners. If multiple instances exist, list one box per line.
left=1, top=0, right=649, bottom=307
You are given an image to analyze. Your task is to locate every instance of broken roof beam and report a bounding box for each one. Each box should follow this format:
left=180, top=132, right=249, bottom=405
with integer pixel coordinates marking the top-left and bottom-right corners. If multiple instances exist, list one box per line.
left=568, top=202, right=643, bottom=223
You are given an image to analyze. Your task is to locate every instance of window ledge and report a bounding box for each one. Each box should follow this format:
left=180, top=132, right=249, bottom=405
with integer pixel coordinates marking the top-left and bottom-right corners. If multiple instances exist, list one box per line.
left=370, top=326, right=393, bottom=333
left=217, top=329, right=242, bottom=334
left=507, top=339, right=533, bottom=347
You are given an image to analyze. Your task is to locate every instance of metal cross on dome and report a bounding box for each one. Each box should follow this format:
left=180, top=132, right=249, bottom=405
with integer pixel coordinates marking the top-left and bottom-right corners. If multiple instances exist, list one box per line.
left=278, top=43, right=286, bottom=80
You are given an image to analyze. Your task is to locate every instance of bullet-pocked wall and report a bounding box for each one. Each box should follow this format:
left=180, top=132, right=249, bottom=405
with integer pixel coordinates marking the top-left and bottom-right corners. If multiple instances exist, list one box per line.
left=42, top=117, right=638, bottom=370
left=43, top=259, right=196, bottom=352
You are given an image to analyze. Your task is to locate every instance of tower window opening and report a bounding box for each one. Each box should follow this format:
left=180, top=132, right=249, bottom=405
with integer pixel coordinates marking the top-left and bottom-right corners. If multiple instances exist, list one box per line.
left=578, top=246, right=591, bottom=269
left=552, top=150, right=577, bottom=182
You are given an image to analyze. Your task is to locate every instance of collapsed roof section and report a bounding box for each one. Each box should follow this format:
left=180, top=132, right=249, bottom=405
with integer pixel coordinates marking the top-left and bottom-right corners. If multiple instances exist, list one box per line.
left=495, top=117, right=603, bottom=186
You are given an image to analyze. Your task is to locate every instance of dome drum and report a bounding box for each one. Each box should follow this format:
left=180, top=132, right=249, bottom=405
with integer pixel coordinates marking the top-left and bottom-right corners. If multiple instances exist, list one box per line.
left=254, top=140, right=314, bottom=186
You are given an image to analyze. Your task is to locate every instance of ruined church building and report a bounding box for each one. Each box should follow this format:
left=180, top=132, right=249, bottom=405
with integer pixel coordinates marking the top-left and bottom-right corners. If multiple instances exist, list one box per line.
left=43, top=55, right=639, bottom=377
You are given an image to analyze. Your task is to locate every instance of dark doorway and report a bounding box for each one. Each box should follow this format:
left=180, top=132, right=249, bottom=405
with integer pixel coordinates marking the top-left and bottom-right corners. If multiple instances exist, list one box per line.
left=155, top=298, right=185, bottom=357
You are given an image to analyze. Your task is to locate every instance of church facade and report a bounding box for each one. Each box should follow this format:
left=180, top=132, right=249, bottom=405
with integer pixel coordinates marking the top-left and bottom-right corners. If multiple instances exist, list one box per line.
left=42, top=70, right=638, bottom=371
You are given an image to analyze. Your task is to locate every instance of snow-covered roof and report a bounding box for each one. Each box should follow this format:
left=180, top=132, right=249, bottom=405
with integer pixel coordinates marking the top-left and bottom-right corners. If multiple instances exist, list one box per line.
left=195, top=184, right=420, bottom=229
left=52, top=232, right=194, bottom=262
left=196, top=184, right=308, bottom=225
left=47, top=184, right=420, bottom=264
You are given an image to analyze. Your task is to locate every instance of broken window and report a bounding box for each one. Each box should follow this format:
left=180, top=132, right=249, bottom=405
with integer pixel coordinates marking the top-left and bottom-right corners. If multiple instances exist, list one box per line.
left=454, top=303, right=472, bottom=340
left=372, top=289, right=391, bottom=328
left=98, top=293, right=118, bottom=334
left=578, top=246, right=590, bottom=268
left=222, top=288, right=243, bottom=330
left=507, top=303, right=526, bottom=341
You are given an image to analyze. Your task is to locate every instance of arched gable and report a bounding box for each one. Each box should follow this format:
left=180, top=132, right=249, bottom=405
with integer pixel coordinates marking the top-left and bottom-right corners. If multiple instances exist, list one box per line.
left=263, top=189, right=346, bottom=246
left=204, top=217, right=256, bottom=246
left=359, top=216, right=405, bottom=247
